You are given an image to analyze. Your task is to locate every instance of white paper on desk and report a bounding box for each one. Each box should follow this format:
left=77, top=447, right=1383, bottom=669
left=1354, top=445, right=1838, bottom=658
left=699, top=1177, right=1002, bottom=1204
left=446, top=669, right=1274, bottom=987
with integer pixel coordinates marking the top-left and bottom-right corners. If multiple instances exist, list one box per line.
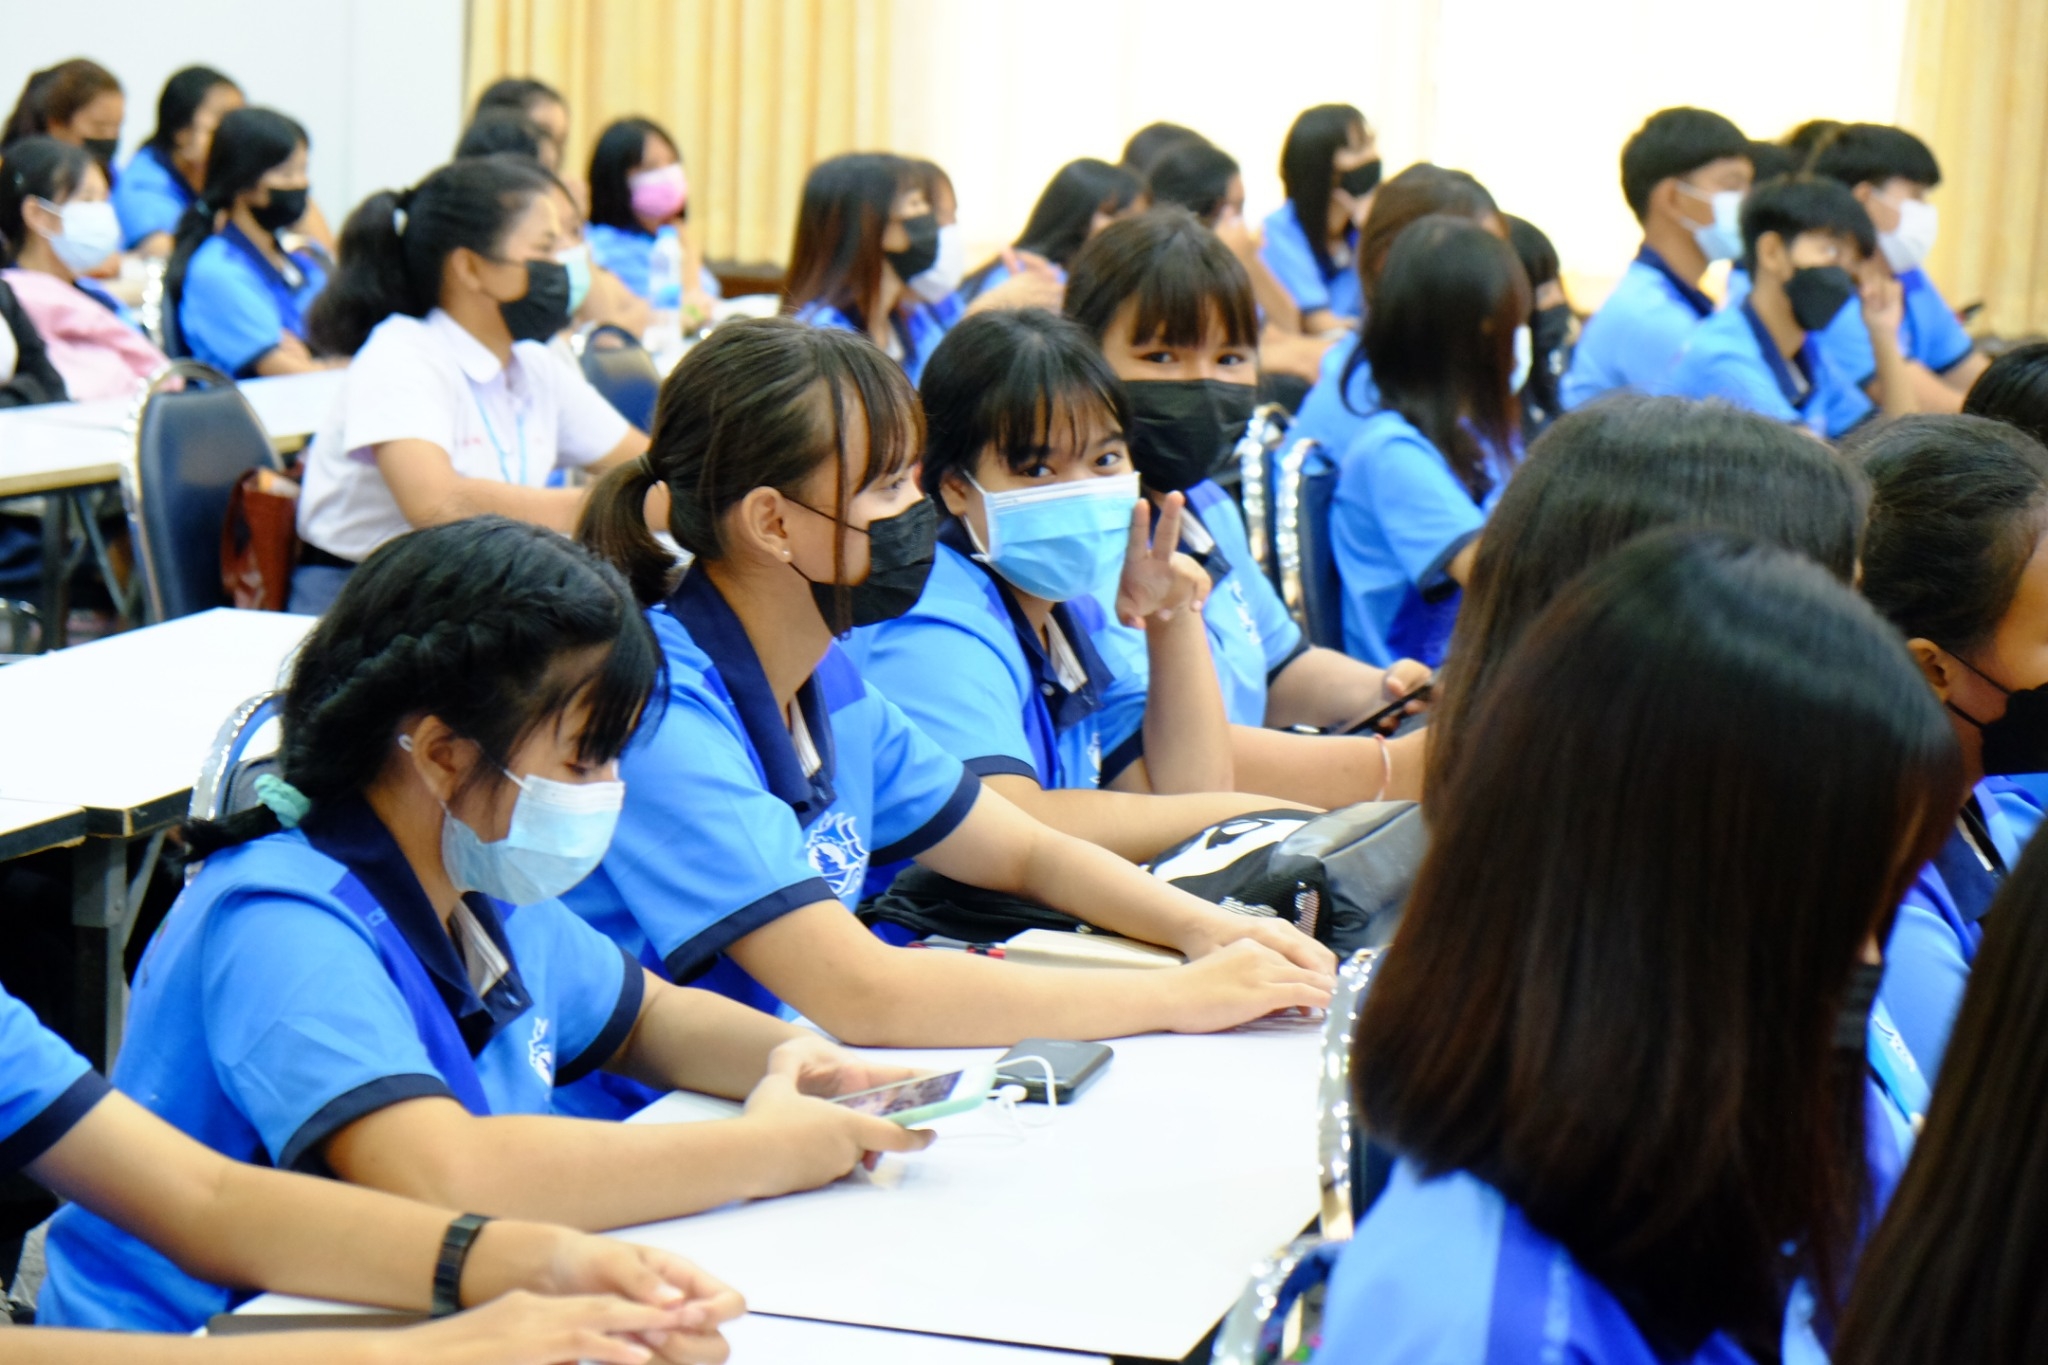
left=729, top=1314, right=1106, bottom=1363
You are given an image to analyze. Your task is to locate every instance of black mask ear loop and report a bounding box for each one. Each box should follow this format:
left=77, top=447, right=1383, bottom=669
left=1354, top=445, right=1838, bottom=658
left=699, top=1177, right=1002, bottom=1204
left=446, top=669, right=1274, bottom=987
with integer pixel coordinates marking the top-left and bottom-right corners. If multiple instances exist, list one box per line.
left=1834, top=959, right=1884, bottom=1051
left=1937, top=646, right=2010, bottom=730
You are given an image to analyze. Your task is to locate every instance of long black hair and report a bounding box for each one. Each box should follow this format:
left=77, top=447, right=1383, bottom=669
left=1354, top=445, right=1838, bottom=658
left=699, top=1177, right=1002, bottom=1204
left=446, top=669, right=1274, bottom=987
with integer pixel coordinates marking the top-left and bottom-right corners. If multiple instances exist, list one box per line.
left=1016, top=158, right=1139, bottom=268
left=578, top=317, right=923, bottom=629
left=306, top=154, right=556, bottom=357
left=164, top=107, right=308, bottom=348
left=1428, top=395, right=1867, bottom=794
left=184, top=517, right=660, bottom=858
left=1280, top=103, right=1366, bottom=278
left=0, top=136, right=94, bottom=266
left=144, top=66, right=240, bottom=159
left=780, top=152, right=912, bottom=332
left=587, top=116, right=680, bottom=234
left=1364, top=213, right=1529, bottom=498
left=1363, top=528, right=1958, bottom=1360
left=1145, top=141, right=1239, bottom=224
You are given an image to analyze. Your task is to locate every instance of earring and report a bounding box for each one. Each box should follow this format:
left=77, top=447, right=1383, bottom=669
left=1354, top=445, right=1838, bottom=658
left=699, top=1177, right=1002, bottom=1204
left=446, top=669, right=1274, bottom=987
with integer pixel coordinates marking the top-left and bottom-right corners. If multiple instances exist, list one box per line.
left=782, top=549, right=792, bottom=560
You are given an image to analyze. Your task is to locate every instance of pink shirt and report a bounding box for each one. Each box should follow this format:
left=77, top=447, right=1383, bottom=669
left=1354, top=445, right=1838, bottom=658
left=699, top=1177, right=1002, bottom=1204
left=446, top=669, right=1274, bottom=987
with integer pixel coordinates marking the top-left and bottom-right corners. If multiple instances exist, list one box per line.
left=1, top=267, right=166, bottom=402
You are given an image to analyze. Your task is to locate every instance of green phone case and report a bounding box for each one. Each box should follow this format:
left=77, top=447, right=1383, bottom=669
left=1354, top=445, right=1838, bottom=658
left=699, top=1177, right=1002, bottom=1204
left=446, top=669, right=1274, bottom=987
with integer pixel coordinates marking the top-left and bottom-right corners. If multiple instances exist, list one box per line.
left=876, top=1062, right=998, bottom=1126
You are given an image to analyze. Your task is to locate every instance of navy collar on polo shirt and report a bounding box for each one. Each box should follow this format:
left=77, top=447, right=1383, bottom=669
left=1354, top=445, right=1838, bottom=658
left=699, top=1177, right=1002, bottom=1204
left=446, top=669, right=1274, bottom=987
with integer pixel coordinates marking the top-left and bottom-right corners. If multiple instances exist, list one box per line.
left=299, top=795, right=533, bottom=1056
left=939, top=516, right=1109, bottom=733
left=667, top=566, right=838, bottom=825
left=1933, top=795, right=2007, bottom=926
left=1635, top=244, right=1715, bottom=318
left=1739, top=298, right=1817, bottom=411
left=1173, top=500, right=1233, bottom=588
left=144, top=143, right=196, bottom=206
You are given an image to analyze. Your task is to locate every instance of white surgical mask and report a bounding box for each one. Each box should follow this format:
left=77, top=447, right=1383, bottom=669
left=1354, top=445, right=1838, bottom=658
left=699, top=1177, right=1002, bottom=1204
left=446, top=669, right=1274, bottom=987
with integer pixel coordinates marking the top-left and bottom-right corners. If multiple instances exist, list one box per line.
left=1509, top=324, right=1533, bottom=394
left=401, top=735, right=625, bottom=905
left=1679, top=184, right=1745, bottom=263
left=33, top=197, right=122, bottom=275
left=1878, top=197, right=1938, bottom=274
left=909, top=223, right=968, bottom=304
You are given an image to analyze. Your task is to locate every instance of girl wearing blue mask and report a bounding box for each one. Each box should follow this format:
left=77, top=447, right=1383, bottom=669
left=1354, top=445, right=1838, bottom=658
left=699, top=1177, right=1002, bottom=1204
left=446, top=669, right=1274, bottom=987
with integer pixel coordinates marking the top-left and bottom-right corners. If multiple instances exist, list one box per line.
left=572, top=316, right=1333, bottom=1053
left=293, top=156, right=649, bottom=615
left=1321, top=530, right=1959, bottom=1364
left=1856, top=415, right=2048, bottom=1079
left=41, top=516, right=932, bottom=1336
left=848, top=307, right=1288, bottom=861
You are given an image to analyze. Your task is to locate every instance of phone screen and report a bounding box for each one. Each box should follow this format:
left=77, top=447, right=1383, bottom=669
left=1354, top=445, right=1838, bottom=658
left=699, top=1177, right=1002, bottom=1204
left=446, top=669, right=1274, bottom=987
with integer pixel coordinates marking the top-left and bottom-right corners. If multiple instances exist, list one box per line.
left=834, top=1070, right=963, bottom=1116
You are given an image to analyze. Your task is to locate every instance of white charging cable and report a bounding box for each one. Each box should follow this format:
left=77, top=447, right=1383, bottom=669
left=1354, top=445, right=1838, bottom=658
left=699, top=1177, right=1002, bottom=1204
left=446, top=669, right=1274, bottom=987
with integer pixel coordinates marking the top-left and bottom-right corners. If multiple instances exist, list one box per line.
left=987, top=1054, right=1060, bottom=1132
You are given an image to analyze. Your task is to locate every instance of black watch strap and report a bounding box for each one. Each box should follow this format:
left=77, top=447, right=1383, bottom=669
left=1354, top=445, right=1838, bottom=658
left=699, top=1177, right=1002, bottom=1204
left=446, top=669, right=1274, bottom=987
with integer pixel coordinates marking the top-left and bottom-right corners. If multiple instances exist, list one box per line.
left=431, top=1213, right=493, bottom=1317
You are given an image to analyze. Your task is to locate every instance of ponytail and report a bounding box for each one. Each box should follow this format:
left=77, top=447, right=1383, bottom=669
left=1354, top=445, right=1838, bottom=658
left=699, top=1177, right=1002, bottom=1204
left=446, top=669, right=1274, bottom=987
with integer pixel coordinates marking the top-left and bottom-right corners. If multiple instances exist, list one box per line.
left=577, top=459, right=676, bottom=607
left=306, top=187, right=414, bottom=357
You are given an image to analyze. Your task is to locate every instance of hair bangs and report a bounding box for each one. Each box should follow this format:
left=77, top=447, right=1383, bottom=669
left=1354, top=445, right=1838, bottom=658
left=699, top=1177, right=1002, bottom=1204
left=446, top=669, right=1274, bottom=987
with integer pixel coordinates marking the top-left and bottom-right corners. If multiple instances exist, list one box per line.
left=1126, top=243, right=1259, bottom=350
left=984, top=342, right=1126, bottom=475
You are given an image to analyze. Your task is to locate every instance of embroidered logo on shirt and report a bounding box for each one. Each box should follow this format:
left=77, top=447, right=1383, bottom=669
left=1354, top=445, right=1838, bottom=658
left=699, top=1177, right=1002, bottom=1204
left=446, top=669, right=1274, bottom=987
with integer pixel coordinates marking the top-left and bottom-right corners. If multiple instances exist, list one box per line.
left=805, top=811, right=870, bottom=901
left=528, top=1016, right=555, bottom=1085
left=1229, top=582, right=1262, bottom=648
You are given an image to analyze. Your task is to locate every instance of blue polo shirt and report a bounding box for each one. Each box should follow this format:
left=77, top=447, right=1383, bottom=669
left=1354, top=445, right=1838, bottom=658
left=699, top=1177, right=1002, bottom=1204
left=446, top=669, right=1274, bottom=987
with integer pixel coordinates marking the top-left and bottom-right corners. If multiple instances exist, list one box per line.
left=846, top=520, right=1141, bottom=793
left=1815, top=267, right=1974, bottom=388
left=585, top=221, right=721, bottom=306
left=1881, top=785, right=2018, bottom=1081
left=112, top=144, right=194, bottom=248
left=1324, top=410, right=1509, bottom=667
left=1260, top=203, right=1363, bottom=322
left=0, top=985, right=111, bottom=1178
left=1667, top=298, right=1873, bottom=439
left=39, top=796, right=644, bottom=1334
left=177, top=225, right=327, bottom=378
left=1092, top=481, right=1307, bottom=754
left=1560, top=247, right=1715, bottom=410
left=791, top=296, right=957, bottom=384
left=562, top=568, right=981, bottom=1014
left=1290, top=333, right=1378, bottom=459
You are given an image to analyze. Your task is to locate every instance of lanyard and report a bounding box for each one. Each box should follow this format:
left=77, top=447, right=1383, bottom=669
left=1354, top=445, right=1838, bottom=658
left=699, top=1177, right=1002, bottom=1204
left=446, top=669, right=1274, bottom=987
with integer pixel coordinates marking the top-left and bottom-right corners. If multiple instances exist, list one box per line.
left=1867, top=1000, right=1931, bottom=1133
left=472, top=387, right=529, bottom=485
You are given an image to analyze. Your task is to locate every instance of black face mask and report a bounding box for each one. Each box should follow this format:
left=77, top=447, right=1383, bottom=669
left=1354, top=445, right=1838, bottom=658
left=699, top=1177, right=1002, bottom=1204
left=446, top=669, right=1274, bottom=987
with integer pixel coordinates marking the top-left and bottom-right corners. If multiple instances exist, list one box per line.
left=885, top=213, right=940, bottom=283
left=1784, top=264, right=1857, bottom=332
left=1337, top=159, right=1382, bottom=199
left=1944, top=651, right=2048, bottom=776
left=82, top=137, right=118, bottom=168
left=791, top=495, right=937, bottom=633
left=498, top=259, right=574, bottom=343
left=251, top=186, right=309, bottom=233
left=1124, top=379, right=1260, bottom=494
left=1833, top=960, right=1883, bottom=1051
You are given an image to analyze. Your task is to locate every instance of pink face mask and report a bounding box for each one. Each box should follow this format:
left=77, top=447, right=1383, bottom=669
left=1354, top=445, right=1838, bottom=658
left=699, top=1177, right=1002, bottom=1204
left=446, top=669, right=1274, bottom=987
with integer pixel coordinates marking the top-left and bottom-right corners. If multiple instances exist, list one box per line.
left=629, top=163, right=688, bottom=223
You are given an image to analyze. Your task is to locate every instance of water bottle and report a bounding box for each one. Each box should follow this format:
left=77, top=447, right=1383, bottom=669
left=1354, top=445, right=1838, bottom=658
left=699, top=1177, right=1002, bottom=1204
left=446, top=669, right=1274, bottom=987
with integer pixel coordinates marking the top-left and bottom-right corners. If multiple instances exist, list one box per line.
left=648, top=226, right=683, bottom=312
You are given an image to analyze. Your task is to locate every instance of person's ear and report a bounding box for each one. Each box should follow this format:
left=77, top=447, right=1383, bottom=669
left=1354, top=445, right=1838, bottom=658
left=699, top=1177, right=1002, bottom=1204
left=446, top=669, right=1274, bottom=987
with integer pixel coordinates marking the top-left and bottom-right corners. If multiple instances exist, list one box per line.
left=401, top=715, right=471, bottom=806
left=448, top=245, right=492, bottom=298
left=1756, top=230, right=1790, bottom=281
left=1649, top=177, right=1682, bottom=225
left=730, top=486, right=796, bottom=565
left=1906, top=638, right=1956, bottom=702
left=1852, top=182, right=1876, bottom=209
left=937, top=469, right=972, bottom=519
left=20, top=197, right=62, bottom=238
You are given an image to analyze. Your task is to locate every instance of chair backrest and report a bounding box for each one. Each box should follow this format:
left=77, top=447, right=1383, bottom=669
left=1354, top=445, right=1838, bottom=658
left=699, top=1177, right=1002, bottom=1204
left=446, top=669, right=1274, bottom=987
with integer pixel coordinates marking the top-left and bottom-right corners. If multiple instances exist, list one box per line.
left=125, top=362, right=279, bottom=622
left=1233, top=403, right=1291, bottom=583
left=136, top=253, right=170, bottom=352
left=1318, top=946, right=1384, bottom=1240
left=577, top=323, right=661, bottom=432
left=1275, top=438, right=1345, bottom=647
left=188, top=692, right=284, bottom=879
left=1209, top=1234, right=1343, bottom=1365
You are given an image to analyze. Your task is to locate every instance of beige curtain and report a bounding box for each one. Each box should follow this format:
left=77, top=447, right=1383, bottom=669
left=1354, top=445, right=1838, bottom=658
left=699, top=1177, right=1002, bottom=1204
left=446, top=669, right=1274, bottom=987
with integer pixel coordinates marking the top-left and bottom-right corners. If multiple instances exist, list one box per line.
left=465, top=0, right=896, bottom=266
left=1901, top=0, right=2048, bottom=337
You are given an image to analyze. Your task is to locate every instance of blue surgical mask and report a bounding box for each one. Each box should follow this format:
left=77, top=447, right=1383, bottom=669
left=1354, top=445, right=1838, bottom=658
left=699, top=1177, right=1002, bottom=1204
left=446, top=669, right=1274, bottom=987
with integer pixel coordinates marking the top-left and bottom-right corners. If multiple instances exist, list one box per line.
left=1681, top=185, right=1746, bottom=263
left=558, top=242, right=593, bottom=314
left=965, top=472, right=1139, bottom=604
left=437, top=759, right=625, bottom=904
left=34, top=197, right=121, bottom=275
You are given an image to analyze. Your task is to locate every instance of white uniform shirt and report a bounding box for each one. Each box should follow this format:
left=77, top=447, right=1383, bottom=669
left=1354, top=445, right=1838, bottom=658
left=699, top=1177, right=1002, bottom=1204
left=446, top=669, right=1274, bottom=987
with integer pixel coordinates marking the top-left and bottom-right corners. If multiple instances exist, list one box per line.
left=296, top=307, right=631, bottom=561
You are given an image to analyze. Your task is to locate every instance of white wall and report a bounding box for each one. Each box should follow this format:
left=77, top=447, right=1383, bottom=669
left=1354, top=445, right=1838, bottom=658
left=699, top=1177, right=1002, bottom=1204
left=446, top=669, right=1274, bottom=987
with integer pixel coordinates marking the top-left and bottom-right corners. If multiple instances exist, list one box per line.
left=890, top=0, right=1914, bottom=305
left=1, top=0, right=465, bottom=232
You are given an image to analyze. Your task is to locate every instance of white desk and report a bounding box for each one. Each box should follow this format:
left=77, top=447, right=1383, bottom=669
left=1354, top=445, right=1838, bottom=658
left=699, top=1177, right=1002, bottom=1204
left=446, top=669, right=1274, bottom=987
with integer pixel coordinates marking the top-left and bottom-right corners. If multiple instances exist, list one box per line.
left=0, top=398, right=132, bottom=499
left=229, top=1296, right=1107, bottom=1363
left=240, top=370, right=343, bottom=447
left=617, top=1025, right=1322, bottom=1360
left=0, top=608, right=314, bottom=1062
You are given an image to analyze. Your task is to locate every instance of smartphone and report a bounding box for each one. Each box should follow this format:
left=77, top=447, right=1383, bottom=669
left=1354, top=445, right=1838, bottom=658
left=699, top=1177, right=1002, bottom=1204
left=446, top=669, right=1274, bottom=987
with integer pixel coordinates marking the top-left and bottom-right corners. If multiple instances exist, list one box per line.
left=207, top=1312, right=426, bottom=1335
left=1343, top=681, right=1434, bottom=737
left=833, top=1064, right=995, bottom=1126
left=995, top=1039, right=1113, bottom=1103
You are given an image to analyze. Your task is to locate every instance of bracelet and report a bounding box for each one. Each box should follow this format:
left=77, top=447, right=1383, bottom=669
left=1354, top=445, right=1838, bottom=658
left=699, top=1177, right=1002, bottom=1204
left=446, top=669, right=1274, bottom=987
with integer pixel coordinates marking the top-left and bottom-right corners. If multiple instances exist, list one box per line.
left=1371, top=733, right=1391, bottom=802
left=431, top=1213, right=493, bottom=1317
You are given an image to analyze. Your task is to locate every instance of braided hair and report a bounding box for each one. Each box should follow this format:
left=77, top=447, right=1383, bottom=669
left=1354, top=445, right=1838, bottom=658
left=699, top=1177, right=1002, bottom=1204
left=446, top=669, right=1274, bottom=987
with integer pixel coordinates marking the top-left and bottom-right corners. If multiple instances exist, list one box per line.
left=184, top=517, right=662, bottom=856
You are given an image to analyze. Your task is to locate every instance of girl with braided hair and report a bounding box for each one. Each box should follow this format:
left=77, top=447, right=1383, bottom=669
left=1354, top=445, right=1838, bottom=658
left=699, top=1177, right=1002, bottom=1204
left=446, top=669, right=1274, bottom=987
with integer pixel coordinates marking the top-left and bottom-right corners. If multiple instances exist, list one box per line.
left=40, top=516, right=929, bottom=1337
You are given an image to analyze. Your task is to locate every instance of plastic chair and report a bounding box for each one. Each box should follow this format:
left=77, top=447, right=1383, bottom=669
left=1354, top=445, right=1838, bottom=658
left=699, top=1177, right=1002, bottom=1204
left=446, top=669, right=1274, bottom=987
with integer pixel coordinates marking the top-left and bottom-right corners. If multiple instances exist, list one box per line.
left=123, top=361, right=282, bottom=623
left=1275, top=438, right=1345, bottom=648
left=1318, top=947, right=1384, bottom=1240
left=574, top=323, right=661, bottom=432
left=189, top=690, right=285, bottom=829
left=1232, top=403, right=1292, bottom=584
left=1209, top=1234, right=1343, bottom=1365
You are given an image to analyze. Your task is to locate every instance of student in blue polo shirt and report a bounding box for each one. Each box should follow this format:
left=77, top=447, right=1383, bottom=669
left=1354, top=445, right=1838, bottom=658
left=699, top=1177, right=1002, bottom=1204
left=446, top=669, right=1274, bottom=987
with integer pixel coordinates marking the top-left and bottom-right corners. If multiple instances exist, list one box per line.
left=1320, top=530, right=1958, bottom=1364
left=572, top=316, right=1335, bottom=1045
left=783, top=152, right=958, bottom=383
left=1319, top=213, right=1526, bottom=670
left=0, top=991, right=743, bottom=1359
left=41, top=516, right=930, bottom=1336
left=1063, top=210, right=1433, bottom=802
left=1287, top=164, right=1502, bottom=459
left=1669, top=175, right=1912, bottom=438
left=111, top=66, right=242, bottom=255
left=166, top=106, right=332, bottom=377
left=1260, top=104, right=1379, bottom=333
left=959, top=157, right=1140, bottom=305
left=1808, top=123, right=1986, bottom=413
left=584, top=115, right=720, bottom=329
left=1857, top=415, right=2048, bottom=1078
left=1560, top=107, right=1752, bottom=409
left=851, top=308, right=1307, bottom=861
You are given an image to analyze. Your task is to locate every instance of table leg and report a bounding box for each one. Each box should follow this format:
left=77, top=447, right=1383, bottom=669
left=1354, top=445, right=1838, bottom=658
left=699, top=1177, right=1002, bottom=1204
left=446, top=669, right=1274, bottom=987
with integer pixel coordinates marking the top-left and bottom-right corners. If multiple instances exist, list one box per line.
left=39, top=498, right=68, bottom=652
left=68, top=834, right=159, bottom=1070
